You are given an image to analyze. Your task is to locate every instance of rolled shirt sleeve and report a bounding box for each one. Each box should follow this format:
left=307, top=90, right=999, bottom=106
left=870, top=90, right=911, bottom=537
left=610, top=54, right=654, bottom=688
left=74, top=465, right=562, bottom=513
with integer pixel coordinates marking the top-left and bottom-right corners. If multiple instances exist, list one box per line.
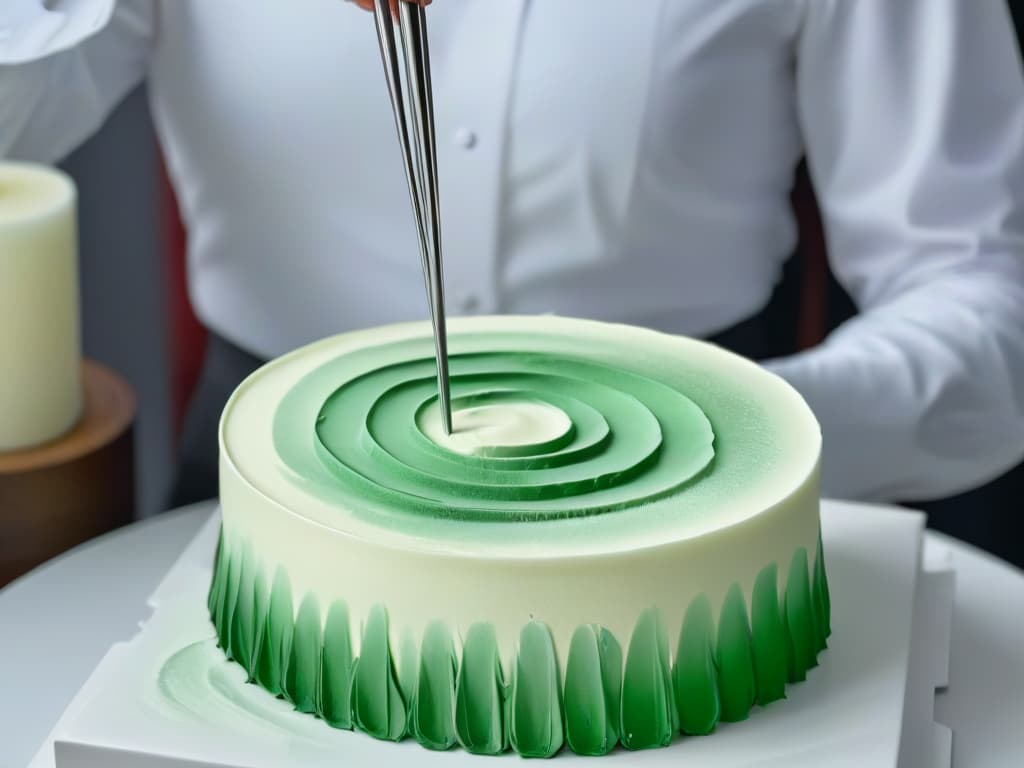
left=766, top=0, right=1024, bottom=501
left=0, top=0, right=154, bottom=161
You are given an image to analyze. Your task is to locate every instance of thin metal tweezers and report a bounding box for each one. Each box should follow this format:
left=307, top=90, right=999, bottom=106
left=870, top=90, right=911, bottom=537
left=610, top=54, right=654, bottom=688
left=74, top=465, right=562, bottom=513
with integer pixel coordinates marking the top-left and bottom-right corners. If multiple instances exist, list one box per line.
left=373, top=0, right=453, bottom=435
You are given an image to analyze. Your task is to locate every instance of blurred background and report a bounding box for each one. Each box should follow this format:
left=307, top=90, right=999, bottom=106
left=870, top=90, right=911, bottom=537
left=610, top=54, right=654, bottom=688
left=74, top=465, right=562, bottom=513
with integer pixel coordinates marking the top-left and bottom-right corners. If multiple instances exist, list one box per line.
left=56, top=2, right=1024, bottom=567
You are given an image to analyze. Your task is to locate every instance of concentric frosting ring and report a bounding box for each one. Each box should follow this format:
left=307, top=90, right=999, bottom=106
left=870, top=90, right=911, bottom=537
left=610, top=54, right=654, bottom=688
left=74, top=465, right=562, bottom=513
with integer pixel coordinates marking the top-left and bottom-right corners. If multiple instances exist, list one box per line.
left=229, top=317, right=820, bottom=556
left=302, top=353, right=715, bottom=521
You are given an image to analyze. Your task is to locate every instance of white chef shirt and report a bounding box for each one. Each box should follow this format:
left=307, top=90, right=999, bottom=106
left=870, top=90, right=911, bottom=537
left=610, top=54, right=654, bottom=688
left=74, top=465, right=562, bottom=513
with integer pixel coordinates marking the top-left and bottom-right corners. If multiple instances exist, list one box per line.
left=2, top=0, right=1024, bottom=503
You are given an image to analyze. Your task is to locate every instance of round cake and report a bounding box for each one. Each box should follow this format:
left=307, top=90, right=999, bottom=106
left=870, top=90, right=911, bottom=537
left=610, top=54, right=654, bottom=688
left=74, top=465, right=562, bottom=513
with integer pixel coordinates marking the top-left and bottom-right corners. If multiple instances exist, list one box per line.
left=209, top=315, right=829, bottom=757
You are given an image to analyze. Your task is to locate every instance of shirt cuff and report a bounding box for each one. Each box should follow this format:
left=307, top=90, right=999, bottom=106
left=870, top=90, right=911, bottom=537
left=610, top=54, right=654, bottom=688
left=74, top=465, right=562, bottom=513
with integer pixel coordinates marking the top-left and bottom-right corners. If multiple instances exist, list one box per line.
left=0, top=0, right=114, bottom=65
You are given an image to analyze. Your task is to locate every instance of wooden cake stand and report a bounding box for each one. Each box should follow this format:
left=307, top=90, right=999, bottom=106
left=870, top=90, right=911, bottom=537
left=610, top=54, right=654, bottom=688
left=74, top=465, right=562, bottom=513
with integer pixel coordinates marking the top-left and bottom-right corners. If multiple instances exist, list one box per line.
left=0, top=360, right=136, bottom=587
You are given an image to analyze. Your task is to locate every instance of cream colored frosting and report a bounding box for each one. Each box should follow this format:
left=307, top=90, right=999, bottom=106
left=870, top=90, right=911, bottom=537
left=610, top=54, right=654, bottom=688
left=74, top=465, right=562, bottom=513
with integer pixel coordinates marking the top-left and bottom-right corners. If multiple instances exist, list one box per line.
left=419, top=398, right=573, bottom=457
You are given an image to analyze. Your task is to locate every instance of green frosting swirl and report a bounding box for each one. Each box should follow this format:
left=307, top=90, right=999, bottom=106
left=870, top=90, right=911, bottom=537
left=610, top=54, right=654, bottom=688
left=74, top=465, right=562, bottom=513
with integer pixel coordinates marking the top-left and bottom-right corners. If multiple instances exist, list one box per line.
left=277, top=347, right=716, bottom=524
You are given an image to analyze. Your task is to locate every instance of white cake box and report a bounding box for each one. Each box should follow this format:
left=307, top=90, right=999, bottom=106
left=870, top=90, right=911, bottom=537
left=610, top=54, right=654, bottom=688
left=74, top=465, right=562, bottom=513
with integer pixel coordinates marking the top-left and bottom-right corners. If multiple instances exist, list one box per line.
left=30, top=501, right=952, bottom=768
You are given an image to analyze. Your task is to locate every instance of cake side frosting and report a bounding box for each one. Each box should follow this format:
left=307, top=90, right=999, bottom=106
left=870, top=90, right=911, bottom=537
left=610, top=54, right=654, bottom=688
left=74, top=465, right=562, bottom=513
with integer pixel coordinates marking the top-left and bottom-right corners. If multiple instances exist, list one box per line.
left=213, top=315, right=828, bottom=756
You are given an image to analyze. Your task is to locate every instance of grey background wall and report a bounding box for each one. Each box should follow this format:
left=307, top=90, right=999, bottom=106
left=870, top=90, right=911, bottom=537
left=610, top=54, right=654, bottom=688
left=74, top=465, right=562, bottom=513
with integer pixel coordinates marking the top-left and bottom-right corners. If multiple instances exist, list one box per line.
left=59, top=86, right=172, bottom=520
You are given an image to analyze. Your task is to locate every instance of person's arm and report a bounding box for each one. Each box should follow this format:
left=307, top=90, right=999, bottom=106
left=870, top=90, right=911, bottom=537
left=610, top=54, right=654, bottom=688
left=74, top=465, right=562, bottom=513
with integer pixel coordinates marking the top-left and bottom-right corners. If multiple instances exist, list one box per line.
left=765, top=0, right=1024, bottom=502
left=0, top=0, right=155, bottom=162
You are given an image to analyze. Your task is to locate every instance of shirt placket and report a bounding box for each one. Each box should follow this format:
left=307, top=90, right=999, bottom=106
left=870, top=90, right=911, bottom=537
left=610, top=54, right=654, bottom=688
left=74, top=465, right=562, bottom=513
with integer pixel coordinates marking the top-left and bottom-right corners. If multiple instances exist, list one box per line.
left=434, top=0, right=527, bottom=316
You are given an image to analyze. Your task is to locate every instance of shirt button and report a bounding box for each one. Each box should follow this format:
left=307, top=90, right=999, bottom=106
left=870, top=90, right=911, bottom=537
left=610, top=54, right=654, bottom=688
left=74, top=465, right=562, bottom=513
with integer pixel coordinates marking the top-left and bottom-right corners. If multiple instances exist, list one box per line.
left=457, top=293, right=481, bottom=313
left=453, top=128, right=478, bottom=150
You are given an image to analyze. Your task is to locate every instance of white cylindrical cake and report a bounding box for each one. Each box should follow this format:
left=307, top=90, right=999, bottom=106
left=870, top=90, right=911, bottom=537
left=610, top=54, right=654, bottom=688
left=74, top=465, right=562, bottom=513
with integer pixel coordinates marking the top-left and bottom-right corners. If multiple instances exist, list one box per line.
left=0, top=162, right=82, bottom=452
left=212, top=315, right=829, bottom=757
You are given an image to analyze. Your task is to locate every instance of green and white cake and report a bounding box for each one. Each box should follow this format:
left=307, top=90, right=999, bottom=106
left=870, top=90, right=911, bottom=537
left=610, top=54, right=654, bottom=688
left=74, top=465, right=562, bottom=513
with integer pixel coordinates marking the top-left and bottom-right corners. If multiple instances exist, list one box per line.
left=209, top=315, right=830, bottom=757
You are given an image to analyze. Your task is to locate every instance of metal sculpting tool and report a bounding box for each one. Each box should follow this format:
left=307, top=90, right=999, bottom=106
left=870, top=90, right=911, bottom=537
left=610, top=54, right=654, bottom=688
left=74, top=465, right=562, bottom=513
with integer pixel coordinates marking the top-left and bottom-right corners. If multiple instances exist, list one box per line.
left=373, top=0, right=453, bottom=435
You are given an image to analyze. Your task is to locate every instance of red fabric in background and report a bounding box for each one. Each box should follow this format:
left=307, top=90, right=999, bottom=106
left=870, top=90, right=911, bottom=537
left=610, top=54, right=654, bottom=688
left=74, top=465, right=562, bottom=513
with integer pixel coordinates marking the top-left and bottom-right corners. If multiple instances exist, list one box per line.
left=159, top=163, right=207, bottom=441
left=792, top=168, right=828, bottom=350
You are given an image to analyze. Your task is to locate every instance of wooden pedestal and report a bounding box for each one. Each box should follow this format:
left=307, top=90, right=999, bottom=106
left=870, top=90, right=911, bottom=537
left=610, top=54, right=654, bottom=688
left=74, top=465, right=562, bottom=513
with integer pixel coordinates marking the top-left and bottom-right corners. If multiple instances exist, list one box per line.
left=0, top=360, right=136, bottom=587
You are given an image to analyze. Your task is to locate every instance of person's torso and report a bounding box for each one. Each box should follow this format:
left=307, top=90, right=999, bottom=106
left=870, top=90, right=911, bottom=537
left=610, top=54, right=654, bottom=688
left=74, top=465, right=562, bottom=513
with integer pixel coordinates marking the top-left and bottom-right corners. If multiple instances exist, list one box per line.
left=149, top=0, right=806, bottom=357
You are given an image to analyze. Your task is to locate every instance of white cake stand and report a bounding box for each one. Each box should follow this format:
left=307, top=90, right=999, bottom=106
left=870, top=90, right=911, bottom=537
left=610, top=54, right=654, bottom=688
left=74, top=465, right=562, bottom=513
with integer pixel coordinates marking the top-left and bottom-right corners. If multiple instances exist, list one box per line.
left=28, top=503, right=953, bottom=768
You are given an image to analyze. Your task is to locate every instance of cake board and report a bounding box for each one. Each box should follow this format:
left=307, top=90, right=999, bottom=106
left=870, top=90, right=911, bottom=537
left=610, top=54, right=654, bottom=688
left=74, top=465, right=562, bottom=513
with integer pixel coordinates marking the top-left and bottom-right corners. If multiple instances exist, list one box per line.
left=29, top=501, right=953, bottom=768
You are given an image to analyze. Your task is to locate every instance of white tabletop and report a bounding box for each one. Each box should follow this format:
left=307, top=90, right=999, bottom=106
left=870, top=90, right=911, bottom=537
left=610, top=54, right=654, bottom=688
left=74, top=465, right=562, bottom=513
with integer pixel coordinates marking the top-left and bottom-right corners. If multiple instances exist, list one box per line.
left=1, top=501, right=1022, bottom=768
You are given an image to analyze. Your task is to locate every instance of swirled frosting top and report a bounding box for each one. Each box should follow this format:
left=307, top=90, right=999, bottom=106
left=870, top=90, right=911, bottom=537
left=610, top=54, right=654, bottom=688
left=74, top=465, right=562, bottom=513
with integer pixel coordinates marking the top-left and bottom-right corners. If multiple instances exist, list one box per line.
left=221, top=316, right=820, bottom=558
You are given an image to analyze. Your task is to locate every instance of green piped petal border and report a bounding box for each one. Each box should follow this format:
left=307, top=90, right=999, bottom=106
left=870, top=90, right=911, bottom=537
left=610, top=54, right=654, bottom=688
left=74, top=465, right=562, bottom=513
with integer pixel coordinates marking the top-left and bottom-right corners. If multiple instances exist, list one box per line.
left=565, top=624, right=621, bottom=755
left=352, top=604, right=407, bottom=741
left=621, top=608, right=676, bottom=750
left=752, top=564, right=788, bottom=705
left=455, top=622, right=508, bottom=755
left=511, top=621, right=565, bottom=757
left=320, top=601, right=355, bottom=729
left=716, top=584, right=757, bottom=722
left=410, top=621, right=458, bottom=750
left=208, top=533, right=831, bottom=757
left=255, top=567, right=292, bottom=697
left=673, top=594, right=720, bottom=735
left=285, top=594, right=321, bottom=713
